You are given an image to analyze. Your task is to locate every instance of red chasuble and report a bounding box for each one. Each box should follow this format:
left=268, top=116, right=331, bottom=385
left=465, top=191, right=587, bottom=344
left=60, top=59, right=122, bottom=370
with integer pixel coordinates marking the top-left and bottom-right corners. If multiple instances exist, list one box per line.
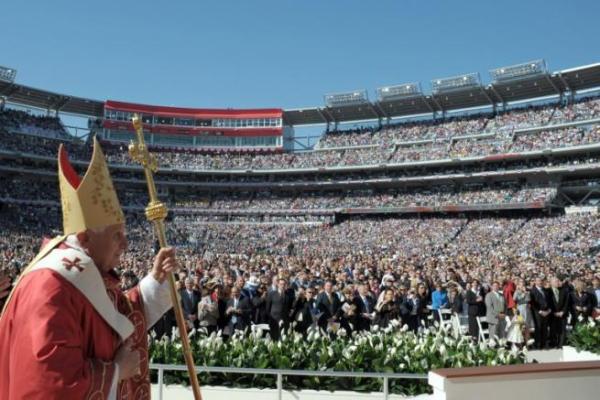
left=0, top=238, right=170, bottom=399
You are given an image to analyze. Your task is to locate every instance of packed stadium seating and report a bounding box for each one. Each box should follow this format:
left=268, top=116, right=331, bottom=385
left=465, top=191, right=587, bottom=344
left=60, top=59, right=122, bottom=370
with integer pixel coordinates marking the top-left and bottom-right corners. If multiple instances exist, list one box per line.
left=1, top=91, right=599, bottom=353
left=3, top=97, right=600, bottom=171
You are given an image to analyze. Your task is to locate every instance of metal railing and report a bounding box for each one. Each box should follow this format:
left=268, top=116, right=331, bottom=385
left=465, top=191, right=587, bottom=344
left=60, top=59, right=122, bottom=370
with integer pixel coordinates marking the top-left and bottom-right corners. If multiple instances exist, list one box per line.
left=150, top=363, right=428, bottom=400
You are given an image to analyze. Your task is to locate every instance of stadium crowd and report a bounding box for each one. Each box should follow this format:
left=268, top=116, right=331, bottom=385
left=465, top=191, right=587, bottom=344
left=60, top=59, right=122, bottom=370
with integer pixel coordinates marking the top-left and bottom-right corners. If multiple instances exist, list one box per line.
left=1, top=97, right=600, bottom=171
left=1, top=98, right=600, bottom=351
left=0, top=176, right=556, bottom=211
left=318, top=97, right=600, bottom=149
left=0, top=108, right=70, bottom=140
left=1, top=203, right=599, bottom=348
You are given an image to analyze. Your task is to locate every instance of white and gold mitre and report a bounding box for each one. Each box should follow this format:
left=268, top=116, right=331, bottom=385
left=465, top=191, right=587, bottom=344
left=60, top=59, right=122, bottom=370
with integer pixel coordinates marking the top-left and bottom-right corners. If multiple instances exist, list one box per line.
left=58, top=136, right=125, bottom=235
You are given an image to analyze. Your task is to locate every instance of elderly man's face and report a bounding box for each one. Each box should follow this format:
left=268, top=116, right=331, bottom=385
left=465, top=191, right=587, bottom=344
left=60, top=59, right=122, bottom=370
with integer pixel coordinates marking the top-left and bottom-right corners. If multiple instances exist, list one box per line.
left=77, top=223, right=127, bottom=273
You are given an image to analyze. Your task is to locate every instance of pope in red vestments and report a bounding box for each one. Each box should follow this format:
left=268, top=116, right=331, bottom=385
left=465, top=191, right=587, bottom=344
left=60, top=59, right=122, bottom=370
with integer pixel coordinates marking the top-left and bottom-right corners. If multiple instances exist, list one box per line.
left=0, top=138, right=175, bottom=399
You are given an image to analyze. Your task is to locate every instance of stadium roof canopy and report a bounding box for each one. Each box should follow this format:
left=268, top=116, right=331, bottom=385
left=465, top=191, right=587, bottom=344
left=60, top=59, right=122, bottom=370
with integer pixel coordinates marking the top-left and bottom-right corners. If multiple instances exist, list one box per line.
left=1, top=62, right=600, bottom=124
left=556, top=63, right=600, bottom=92
left=282, top=62, right=600, bottom=125
left=0, top=80, right=104, bottom=116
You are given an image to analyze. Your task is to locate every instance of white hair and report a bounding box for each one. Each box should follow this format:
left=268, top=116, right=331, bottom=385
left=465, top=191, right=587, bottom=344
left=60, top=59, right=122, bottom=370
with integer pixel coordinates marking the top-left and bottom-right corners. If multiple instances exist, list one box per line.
left=88, top=226, right=111, bottom=234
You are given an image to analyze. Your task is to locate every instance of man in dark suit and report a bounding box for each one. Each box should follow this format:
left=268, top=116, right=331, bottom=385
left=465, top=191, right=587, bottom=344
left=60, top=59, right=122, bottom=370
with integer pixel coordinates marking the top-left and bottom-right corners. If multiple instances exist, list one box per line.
left=265, top=277, right=295, bottom=339
left=315, top=280, right=341, bottom=331
left=353, top=284, right=375, bottom=331
left=179, top=277, right=202, bottom=330
left=465, top=280, right=486, bottom=340
left=548, top=277, right=570, bottom=348
left=225, top=286, right=252, bottom=335
left=150, top=308, right=176, bottom=340
left=293, top=287, right=318, bottom=334
left=402, top=287, right=428, bottom=333
left=447, top=286, right=463, bottom=314
left=530, top=277, right=552, bottom=349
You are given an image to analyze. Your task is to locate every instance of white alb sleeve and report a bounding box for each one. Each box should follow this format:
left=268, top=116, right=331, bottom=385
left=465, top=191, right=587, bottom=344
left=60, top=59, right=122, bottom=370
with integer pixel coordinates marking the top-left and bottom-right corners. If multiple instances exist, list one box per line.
left=139, top=274, right=172, bottom=328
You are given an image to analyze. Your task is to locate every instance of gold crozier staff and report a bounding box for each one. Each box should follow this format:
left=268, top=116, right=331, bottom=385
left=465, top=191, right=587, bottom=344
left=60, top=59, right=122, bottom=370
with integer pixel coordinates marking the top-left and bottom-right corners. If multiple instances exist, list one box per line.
left=129, top=114, right=203, bottom=400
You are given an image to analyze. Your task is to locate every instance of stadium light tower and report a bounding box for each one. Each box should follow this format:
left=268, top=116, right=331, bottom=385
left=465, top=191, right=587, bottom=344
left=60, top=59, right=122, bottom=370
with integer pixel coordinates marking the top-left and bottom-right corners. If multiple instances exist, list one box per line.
left=324, top=90, right=369, bottom=107
left=377, top=82, right=422, bottom=101
left=0, top=65, right=17, bottom=83
left=489, top=59, right=547, bottom=83
left=431, top=73, right=480, bottom=94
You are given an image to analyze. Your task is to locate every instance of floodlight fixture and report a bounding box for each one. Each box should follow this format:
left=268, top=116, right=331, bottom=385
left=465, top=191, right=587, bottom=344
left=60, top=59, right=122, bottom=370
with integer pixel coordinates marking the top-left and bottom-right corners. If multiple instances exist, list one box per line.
left=324, top=90, right=369, bottom=107
left=490, top=60, right=547, bottom=83
left=377, top=82, right=422, bottom=101
left=0, top=65, right=17, bottom=83
left=431, top=73, right=480, bottom=94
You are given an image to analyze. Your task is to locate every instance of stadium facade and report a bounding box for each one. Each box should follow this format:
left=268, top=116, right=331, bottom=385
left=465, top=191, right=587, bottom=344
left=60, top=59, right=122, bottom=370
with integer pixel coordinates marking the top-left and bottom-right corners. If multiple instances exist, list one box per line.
left=1, top=60, right=600, bottom=225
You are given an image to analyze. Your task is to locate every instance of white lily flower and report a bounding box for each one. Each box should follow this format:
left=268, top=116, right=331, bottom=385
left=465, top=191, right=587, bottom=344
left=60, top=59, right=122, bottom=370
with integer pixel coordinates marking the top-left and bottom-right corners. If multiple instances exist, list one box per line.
left=588, top=320, right=596, bottom=328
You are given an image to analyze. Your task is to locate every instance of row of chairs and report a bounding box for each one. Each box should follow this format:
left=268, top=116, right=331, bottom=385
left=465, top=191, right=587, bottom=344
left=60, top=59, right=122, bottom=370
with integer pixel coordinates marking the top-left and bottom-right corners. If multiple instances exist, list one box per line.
left=436, top=308, right=489, bottom=341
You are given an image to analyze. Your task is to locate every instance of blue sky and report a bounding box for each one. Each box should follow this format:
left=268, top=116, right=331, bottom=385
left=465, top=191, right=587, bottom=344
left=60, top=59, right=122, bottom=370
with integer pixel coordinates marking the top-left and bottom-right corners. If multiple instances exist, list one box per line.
left=1, top=0, right=599, bottom=118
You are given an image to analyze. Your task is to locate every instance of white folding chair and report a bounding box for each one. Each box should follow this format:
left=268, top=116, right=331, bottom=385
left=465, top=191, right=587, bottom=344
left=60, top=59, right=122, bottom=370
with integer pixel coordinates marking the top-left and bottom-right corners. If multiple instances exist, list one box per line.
left=250, top=323, right=270, bottom=334
left=451, top=314, right=468, bottom=337
left=437, top=309, right=453, bottom=331
left=476, top=316, right=489, bottom=342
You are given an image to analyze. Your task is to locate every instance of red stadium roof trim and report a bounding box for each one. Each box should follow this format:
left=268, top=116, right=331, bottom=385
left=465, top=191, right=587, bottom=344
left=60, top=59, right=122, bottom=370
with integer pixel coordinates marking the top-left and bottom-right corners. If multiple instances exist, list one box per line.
left=104, top=100, right=283, bottom=119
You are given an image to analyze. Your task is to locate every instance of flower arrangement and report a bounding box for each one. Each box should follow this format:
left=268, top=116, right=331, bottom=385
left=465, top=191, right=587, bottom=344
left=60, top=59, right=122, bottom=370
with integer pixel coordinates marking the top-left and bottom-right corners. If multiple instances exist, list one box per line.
left=567, top=317, right=600, bottom=355
left=149, top=321, right=527, bottom=395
